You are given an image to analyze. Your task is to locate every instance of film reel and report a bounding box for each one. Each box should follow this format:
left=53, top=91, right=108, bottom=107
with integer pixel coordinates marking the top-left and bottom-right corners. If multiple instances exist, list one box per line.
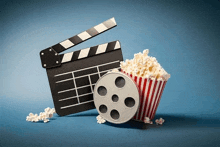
left=94, top=72, right=140, bottom=124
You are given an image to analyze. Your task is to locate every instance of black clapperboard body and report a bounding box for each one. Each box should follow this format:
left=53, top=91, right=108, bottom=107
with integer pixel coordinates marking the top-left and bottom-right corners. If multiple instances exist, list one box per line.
left=40, top=18, right=123, bottom=116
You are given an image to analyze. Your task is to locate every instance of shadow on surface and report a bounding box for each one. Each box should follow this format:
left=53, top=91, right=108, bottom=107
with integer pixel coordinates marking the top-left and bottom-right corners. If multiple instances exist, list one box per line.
left=50, top=118, right=56, bottom=120
left=104, top=120, right=161, bottom=130
left=33, top=117, right=56, bottom=123
left=56, top=111, right=220, bottom=129
left=104, top=114, right=220, bottom=129
left=155, top=114, right=220, bottom=128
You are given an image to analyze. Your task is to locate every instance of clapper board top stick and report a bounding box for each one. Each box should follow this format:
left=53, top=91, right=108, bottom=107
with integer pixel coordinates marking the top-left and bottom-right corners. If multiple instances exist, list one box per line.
left=40, top=18, right=123, bottom=116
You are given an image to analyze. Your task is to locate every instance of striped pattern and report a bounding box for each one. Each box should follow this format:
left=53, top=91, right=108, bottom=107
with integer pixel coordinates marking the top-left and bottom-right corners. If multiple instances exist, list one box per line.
left=60, top=40, right=121, bottom=64
left=122, top=70, right=167, bottom=121
left=51, top=17, right=117, bottom=53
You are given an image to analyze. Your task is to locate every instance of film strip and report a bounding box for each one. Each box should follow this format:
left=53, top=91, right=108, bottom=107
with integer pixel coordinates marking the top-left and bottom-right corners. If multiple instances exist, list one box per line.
left=40, top=18, right=123, bottom=116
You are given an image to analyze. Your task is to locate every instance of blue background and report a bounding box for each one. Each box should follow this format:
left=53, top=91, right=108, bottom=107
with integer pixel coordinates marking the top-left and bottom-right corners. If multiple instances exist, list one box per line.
left=1, top=0, right=220, bottom=146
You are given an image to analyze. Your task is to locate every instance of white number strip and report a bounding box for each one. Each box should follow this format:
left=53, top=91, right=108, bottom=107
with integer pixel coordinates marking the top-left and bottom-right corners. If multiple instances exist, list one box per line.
left=54, top=60, right=120, bottom=77
left=56, top=67, right=120, bottom=84
left=56, top=78, right=73, bottom=84
left=59, top=92, right=93, bottom=102
left=72, top=72, right=80, bottom=103
left=59, top=96, right=77, bottom=102
left=88, top=75, right=93, bottom=93
left=58, top=84, right=95, bottom=94
left=60, top=100, right=94, bottom=109
left=58, top=88, right=76, bottom=94
left=97, top=66, right=101, bottom=78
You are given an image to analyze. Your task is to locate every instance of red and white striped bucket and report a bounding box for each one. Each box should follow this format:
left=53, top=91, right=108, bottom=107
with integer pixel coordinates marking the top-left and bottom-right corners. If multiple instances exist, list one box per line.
left=121, top=70, right=167, bottom=121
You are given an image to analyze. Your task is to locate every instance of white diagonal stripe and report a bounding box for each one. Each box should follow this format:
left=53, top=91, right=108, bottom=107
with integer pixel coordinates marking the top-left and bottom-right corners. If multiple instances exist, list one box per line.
left=148, top=80, right=160, bottom=117
left=78, top=31, right=91, bottom=41
left=135, top=77, right=145, bottom=118
left=60, top=40, right=74, bottom=49
left=114, top=41, right=120, bottom=49
left=94, top=23, right=108, bottom=33
left=150, top=81, right=164, bottom=119
left=61, top=52, right=74, bottom=63
left=78, top=48, right=90, bottom=59
left=110, top=17, right=116, bottom=25
left=95, top=43, right=108, bottom=54
left=144, top=80, right=156, bottom=118
left=140, top=79, right=150, bottom=119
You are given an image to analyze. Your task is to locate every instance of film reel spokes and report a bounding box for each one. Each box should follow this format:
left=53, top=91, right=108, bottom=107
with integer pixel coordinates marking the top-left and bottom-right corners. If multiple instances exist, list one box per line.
left=94, top=72, right=140, bottom=124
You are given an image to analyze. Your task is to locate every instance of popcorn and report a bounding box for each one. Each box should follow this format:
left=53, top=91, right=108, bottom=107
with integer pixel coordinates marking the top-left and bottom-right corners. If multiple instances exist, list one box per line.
left=29, top=113, right=34, bottom=116
left=143, top=49, right=149, bottom=55
left=44, top=107, right=51, bottom=112
left=43, top=118, right=50, bottom=123
left=49, top=113, right=53, bottom=118
left=144, top=117, right=153, bottom=124
left=51, top=108, right=56, bottom=113
left=33, top=117, right=39, bottom=122
left=155, top=118, right=165, bottom=125
left=143, top=117, right=165, bottom=125
left=26, top=107, right=56, bottom=123
left=96, top=115, right=106, bottom=124
left=120, top=49, right=170, bottom=81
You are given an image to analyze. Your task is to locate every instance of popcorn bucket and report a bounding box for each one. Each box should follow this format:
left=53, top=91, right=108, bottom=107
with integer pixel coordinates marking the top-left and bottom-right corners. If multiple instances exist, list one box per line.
left=121, top=70, right=167, bottom=122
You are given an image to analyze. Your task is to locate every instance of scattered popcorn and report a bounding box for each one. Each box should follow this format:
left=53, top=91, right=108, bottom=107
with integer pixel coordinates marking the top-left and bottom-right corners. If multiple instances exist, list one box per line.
left=43, top=118, right=50, bottom=123
left=49, top=113, right=53, bottom=118
left=144, top=117, right=153, bottom=124
left=44, top=107, right=51, bottom=113
left=155, top=118, right=165, bottom=125
left=26, top=107, right=56, bottom=123
left=29, top=113, right=34, bottom=116
left=120, top=49, right=170, bottom=81
left=96, top=115, right=106, bottom=124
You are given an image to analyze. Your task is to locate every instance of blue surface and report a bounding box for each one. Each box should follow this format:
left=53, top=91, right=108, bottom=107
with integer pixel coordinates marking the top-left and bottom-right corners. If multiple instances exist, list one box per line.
left=1, top=0, right=220, bottom=146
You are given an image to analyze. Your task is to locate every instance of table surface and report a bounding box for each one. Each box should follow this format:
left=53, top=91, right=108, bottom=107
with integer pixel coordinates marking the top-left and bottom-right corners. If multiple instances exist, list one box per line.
left=1, top=0, right=220, bottom=146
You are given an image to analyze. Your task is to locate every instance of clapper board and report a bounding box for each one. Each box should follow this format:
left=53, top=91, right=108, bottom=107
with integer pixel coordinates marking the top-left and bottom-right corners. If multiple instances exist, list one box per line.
left=40, top=18, right=123, bottom=116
